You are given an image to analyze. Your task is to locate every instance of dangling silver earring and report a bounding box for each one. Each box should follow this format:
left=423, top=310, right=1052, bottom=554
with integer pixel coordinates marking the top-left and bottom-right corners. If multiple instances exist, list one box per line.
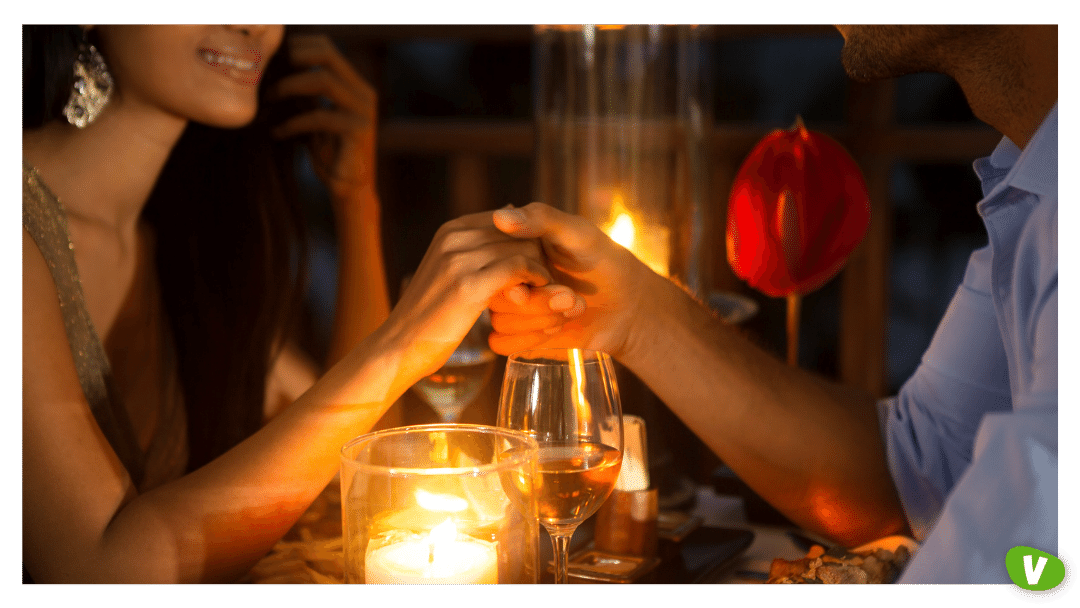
left=63, top=30, right=113, bottom=128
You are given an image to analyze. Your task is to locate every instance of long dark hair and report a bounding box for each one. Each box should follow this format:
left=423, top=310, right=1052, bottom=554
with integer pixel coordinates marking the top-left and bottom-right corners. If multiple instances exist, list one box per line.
left=23, top=25, right=312, bottom=472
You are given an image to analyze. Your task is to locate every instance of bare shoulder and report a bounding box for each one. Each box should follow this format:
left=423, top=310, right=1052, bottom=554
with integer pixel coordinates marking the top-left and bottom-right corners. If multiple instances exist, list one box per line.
left=22, top=227, right=77, bottom=366
left=23, top=227, right=137, bottom=582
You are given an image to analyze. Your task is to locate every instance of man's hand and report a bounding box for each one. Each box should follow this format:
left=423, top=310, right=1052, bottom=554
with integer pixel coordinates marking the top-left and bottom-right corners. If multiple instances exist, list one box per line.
left=489, top=202, right=664, bottom=360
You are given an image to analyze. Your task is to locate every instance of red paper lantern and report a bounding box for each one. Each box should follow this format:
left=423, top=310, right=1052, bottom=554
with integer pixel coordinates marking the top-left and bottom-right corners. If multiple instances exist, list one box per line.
left=727, top=118, right=870, bottom=298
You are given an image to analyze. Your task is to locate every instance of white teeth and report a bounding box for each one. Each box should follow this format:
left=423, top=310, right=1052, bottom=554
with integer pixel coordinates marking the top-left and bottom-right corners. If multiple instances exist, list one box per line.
left=199, top=49, right=256, bottom=71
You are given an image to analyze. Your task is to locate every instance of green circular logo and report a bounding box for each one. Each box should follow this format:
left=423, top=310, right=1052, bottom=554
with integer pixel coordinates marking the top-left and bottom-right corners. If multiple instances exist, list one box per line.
left=1006, top=546, right=1075, bottom=604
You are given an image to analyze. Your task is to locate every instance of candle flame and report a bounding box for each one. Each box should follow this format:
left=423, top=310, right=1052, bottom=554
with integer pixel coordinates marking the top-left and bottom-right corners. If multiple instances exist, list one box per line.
left=425, top=519, right=458, bottom=565
left=599, top=191, right=670, bottom=277
left=415, top=489, right=469, bottom=513
left=608, top=213, right=637, bottom=250
left=601, top=193, right=637, bottom=250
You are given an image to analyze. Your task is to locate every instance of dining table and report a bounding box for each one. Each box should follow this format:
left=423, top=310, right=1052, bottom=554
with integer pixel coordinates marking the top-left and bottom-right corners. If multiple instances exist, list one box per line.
left=241, top=477, right=814, bottom=584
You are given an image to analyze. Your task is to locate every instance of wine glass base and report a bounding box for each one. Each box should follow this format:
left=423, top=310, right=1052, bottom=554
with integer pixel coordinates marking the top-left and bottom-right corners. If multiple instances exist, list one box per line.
left=546, top=548, right=662, bottom=584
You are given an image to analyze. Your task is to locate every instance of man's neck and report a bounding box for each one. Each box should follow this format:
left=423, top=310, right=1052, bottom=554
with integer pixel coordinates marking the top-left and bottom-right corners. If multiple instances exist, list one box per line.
left=952, top=25, right=1057, bottom=149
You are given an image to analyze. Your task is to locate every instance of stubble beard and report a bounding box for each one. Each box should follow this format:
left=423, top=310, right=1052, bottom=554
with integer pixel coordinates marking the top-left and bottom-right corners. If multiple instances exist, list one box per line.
left=838, top=25, right=1030, bottom=137
left=838, top=25, right=949, bottom=83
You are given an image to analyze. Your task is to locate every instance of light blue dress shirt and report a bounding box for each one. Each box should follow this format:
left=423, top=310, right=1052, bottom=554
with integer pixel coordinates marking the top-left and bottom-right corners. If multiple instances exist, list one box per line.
left=879, top=103, right=1058, bottom=583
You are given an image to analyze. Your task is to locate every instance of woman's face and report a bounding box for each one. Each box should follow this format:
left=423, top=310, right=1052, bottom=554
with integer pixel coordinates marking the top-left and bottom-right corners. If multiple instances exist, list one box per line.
left=94, top=25, right=286, bottom=128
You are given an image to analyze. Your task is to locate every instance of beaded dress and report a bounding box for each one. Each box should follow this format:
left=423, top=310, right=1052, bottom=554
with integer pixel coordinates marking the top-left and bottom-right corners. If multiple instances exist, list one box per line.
left=23, top=161, right=188, bottom=490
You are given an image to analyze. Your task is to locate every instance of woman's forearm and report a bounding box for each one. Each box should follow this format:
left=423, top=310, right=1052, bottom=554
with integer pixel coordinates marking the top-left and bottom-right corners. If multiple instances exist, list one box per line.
left=89, top=328, right=406, bottom=583
left=326, top=184, right=390, bottom=368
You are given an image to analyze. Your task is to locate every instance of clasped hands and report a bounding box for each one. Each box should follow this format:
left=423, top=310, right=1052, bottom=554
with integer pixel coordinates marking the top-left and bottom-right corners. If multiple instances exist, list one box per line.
left=383, top=202, right=668, bottom=385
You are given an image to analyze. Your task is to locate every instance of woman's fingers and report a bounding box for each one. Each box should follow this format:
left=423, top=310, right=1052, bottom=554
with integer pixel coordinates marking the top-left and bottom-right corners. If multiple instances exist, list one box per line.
left=274, top=69, right=371, bottom=116
left=406, top=222, right=553, bottom=310
left=470, top=254, right=553, bottom=297
left=272, top=108, right=367, bottom=138
left=286, top=34, right=372, bottom=95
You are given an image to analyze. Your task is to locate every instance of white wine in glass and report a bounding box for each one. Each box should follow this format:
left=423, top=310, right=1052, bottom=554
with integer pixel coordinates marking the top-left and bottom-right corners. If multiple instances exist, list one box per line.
left=411, top=312, right=495, bottom=422
left=498, top=348, right=623, bottom=583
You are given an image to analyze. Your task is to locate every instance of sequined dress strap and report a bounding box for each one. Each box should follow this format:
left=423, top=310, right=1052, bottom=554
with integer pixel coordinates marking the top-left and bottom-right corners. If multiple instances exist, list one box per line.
left=22, top=161, right=145, bottom=486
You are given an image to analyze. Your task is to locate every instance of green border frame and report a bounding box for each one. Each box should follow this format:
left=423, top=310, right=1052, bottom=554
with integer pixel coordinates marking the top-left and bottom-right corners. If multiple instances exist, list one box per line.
left=6, top=4, right=1071, bottom=608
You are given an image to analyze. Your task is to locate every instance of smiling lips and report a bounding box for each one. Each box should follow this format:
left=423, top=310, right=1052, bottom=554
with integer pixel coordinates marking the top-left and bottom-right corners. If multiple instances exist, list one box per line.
left=198, top=47, right=263, bottom=85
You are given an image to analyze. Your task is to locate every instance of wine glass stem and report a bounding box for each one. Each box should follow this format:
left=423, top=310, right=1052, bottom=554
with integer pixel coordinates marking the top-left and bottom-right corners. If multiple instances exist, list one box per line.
left=546, top=525, right=577, bottom=584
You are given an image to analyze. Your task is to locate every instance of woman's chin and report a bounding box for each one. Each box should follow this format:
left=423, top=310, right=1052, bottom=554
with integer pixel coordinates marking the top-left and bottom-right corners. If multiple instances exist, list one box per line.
left=192, top=103, right=259, bottom=129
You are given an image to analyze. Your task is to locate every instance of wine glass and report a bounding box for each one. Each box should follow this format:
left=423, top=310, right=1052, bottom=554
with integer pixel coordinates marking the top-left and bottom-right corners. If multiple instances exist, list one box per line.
left=497, top=348, right=623, bottom=584
left=411, top=311, right=496, bottom=422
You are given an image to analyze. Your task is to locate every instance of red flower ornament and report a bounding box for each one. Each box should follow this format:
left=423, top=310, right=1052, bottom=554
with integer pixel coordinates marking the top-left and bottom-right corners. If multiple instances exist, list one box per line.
left=727, top=118, right=869, bottom=298
left=726, top=118, right=870, bottom=365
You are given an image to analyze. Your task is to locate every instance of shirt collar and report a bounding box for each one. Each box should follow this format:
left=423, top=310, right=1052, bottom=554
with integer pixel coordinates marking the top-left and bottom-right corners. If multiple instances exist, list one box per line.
left=974, top=103, right=1058, bottom=199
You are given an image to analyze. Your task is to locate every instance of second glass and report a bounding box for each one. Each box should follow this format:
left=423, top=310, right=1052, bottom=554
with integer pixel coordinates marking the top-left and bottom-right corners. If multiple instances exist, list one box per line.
left=411, top=312, right=496, bottom=422
left=497, top=348, right=623, bottom=583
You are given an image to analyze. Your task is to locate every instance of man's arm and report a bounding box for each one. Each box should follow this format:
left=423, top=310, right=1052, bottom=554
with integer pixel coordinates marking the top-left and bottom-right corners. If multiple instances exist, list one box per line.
left=622, top=273, right=907, bottom=546
left=490, top=203, right=908, bottom=547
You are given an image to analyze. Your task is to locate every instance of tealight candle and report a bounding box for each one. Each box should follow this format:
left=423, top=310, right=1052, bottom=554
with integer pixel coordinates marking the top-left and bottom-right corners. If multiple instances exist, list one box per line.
left=365, top=519, right=498, bottom=584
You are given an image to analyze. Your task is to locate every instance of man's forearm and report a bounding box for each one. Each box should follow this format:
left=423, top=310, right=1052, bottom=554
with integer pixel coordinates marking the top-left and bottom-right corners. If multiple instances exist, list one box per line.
left=618, top=275, right=907, bottom=546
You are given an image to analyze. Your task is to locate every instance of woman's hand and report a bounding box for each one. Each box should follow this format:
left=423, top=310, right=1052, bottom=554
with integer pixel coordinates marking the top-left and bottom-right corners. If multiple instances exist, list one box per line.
left=270, top=32, right=391, bottom=371
left=487, top=202, right=665, bottom=360
left=376, top=211, right=559, bottom=383
left=271, top=33, right=378, bottom=206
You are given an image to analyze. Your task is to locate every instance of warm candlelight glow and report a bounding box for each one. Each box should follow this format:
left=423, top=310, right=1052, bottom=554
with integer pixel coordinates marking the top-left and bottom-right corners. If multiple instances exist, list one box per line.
left=600, top=192, right=671, bottom=276
left=614, top=416, right=649, bottom=492
left=568, top=348, right=591, bottom=423
left=429, top=518, right=457, bottom=546
left=341, top=426, right=539, bottom=583
left=365, top=518, right=499, bottom=584
left=415, top=489, right=468, bottom=513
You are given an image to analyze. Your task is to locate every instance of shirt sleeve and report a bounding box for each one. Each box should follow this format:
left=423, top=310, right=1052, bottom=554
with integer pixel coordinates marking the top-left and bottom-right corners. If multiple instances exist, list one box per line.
left=882, top=202, right=1057, bottom=583
left=882, top=249, right=1013, bottom=540
left=897, top=405, right=1057, bottom=583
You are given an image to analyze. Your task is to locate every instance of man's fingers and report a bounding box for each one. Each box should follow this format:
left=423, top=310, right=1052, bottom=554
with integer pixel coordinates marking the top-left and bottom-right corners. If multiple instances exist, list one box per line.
left=440, top=210, right=522, bottom=234
left=488, top=331, right=550, bottom=356
left=490, top=284, right=586, bottom=316
left=504, top=284, right=529, bottom=306
left=493, top=202, right=594, bottom=250
left=490, top=311, right=563, bottom=334
left=437, top=227, right=543, bottom=258
left=492, top=207, right=538, bottom=237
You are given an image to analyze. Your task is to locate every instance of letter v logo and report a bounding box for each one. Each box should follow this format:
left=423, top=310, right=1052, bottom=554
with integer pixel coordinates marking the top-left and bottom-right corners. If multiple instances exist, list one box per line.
left=1006, top=546, right=1065, bottom=590
left=1023, top=554, right=1047, bottom=585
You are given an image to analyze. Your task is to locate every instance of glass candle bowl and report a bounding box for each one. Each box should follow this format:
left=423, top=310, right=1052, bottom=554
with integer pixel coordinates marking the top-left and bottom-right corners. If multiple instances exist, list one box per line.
left=340, top=424, right=540, bottom=584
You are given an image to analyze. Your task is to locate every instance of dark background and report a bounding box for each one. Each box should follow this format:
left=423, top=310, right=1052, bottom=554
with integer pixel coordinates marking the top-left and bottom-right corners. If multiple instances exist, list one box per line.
left=289, top=25, right=995, bottom=487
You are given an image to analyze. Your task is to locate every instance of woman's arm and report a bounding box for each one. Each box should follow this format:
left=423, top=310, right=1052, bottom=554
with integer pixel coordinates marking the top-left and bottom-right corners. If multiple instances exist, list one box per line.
left=23, top=213, right=551, bottom=583
left=262, top=33, right=393, bottom=423
left=327, top=180, right=390, bottom=367
left=272, top=33, right=391, bottom=367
